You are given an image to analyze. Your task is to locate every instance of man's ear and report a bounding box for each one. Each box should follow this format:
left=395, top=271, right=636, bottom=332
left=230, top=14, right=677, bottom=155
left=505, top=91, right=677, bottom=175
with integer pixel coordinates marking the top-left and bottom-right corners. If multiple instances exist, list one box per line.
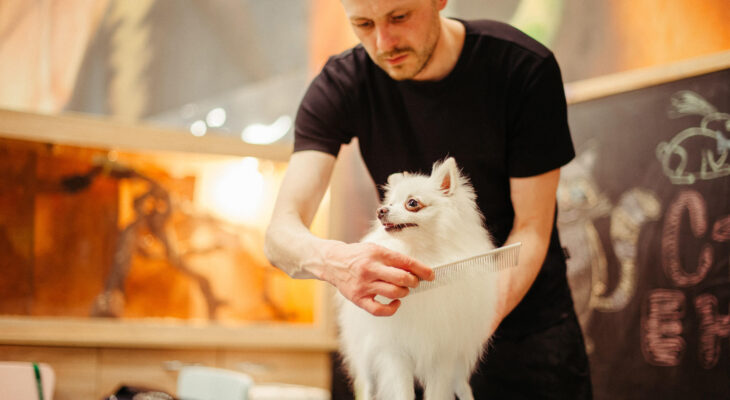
left=431, top=157, right=458, bottom=195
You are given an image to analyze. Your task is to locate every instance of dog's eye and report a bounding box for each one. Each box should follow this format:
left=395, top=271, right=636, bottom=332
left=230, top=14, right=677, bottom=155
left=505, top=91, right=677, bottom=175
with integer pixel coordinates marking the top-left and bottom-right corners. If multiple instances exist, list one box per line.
left=405, top=198, right=422, bottom=212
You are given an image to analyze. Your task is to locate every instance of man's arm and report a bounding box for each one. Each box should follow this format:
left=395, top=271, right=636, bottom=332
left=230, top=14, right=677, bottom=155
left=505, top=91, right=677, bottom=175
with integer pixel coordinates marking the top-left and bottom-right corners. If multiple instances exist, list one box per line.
left=264, top=150, right=434, bottom=316
left=491, top=168, right=561, bottom=329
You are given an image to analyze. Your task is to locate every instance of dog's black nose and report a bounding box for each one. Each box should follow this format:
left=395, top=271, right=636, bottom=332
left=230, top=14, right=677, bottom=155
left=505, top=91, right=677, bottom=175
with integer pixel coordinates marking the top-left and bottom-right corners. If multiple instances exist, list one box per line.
left=377, top=207, right=389, bottom=220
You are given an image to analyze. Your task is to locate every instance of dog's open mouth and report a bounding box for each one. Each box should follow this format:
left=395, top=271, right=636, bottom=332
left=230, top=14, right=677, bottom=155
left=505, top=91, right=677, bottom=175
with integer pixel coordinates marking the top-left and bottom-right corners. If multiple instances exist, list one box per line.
left=383, top=223, right=418, bottom=232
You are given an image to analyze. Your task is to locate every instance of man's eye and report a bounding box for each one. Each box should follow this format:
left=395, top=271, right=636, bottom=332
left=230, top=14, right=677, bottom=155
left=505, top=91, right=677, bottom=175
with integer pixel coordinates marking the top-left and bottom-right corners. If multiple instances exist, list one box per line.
left=354, top=21, right=373, bottom=29
left=392, top=13, right=408, bottom=22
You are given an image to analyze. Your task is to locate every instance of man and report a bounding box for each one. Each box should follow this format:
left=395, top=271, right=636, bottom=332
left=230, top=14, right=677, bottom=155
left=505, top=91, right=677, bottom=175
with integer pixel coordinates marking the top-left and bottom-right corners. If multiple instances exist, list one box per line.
left=265, top=0, right=592, bottom=398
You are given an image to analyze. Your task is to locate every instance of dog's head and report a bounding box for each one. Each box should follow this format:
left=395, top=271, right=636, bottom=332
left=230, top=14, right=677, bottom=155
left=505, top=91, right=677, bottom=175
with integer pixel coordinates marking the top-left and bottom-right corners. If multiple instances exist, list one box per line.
left=377, top=157, right=479, bottom=237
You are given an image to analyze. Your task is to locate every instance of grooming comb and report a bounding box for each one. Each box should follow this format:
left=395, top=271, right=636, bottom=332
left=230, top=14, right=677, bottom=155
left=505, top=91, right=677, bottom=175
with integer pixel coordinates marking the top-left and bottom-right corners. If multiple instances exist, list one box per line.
left=411, top=242, right=522, bottom=293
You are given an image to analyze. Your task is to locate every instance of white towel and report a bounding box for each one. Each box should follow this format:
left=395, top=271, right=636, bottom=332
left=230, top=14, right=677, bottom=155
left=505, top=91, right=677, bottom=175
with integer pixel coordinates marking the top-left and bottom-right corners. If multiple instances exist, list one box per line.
left=177, top=366, right=253, bottom=400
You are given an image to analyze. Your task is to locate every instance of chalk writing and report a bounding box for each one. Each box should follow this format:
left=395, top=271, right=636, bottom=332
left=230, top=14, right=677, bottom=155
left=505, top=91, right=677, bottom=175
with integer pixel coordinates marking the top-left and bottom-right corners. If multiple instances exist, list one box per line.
left=712, top=215, right=730, bottom=242
left=656, top=91, right=730, bottom=184
left=644, top=189, right=729, bottom=368
left=641, top=289, right=686, bottom=366
left=694, top=294, right=730, bottom=369
left=661, top=190, right=713, bottom=287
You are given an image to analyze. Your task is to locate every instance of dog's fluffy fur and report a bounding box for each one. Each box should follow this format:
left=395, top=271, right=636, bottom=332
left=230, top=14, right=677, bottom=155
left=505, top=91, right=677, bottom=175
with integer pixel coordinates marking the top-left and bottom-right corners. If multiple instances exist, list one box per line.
left=337, top=158, right=497, bottom=400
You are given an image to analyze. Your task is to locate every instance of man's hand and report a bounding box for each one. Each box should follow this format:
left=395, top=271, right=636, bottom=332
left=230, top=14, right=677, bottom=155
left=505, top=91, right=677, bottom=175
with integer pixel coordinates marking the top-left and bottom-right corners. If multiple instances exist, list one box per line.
left=265, top=150, right=433, bottom=317
left=321, top=241, right=435, bottom=316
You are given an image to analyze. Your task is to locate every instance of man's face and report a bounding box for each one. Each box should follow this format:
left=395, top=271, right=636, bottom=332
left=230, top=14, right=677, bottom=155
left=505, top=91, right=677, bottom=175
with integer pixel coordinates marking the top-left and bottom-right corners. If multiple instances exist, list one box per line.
left=341, top=0, right=443, bottom=81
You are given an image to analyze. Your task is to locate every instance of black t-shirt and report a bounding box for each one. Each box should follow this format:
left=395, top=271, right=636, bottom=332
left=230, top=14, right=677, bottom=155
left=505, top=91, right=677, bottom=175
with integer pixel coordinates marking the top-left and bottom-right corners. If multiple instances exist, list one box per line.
left=294, top=19, right=575, bottom=337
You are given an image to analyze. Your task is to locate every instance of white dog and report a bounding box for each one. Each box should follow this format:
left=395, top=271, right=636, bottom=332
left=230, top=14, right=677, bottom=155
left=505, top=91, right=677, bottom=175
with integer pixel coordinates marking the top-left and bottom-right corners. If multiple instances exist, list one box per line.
left=337, top=157, right=498, bottom=400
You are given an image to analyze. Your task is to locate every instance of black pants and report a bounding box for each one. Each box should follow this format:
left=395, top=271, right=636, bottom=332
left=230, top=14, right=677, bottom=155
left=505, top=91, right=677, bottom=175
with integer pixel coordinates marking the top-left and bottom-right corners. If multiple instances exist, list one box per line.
left=331, top=312, right=593, bottom=399
left=470, top=312, right=592, bottom=399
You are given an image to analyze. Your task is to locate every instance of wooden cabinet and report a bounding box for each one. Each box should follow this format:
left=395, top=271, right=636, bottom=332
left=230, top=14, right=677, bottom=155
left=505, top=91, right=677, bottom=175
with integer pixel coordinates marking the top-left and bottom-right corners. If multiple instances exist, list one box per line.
left=218, top=349, right=331, bottom=389
left=97, top=348, right=219, bottom=398
left=0, top=345, right=332, bottom=399
left=1, top=346, right=98, bottom=400
left=0, top=110, right=338, bottom=399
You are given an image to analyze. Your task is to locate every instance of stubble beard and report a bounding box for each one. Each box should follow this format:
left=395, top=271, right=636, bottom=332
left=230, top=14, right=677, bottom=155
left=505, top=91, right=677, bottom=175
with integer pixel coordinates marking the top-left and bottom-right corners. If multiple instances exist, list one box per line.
left=375, top=21, right=441, bottom=81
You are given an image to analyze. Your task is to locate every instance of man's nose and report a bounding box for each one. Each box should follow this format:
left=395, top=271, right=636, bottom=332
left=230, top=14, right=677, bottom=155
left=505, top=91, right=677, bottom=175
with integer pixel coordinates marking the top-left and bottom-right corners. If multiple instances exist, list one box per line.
left=377, top=206, right=389, bottom=220
left=376, top=25, right=397, bottom=52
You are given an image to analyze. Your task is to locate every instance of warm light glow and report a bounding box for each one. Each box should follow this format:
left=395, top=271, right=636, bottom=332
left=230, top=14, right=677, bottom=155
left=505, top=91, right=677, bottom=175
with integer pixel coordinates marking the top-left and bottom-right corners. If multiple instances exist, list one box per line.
left=206, top=107, right=227, bottom=128
left=612, top=0, right=730, bottom=71
left=190, top=120, right=207, bottom=137
left=240, top=115, right=292, bottom=144
left=196, top=157, right=264, bottom=224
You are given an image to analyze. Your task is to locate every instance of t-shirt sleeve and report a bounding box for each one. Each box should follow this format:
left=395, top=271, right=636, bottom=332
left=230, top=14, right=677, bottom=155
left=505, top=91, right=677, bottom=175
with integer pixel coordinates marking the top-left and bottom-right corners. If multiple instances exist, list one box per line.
left=506, top=54, right=575, bottom=177
left=293, top=60, right=356, bottom=156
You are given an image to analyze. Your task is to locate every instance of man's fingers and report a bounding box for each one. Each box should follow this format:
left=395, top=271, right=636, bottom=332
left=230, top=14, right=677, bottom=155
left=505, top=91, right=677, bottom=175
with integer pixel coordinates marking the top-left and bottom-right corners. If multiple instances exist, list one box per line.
left=360, top=297, right=401, bottom=317
left=369, top=281, right=411, bottom=299
left=375, top=265, right=420, bottom=289
left=377, top=247, right=435, bottom=281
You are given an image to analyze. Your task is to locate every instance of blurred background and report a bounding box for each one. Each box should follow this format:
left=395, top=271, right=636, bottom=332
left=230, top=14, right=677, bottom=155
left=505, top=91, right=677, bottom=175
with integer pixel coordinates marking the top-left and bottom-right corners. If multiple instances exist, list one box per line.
left=1, top=1, right=729, bottom=399
left=2, top=0, right=729, bottom=127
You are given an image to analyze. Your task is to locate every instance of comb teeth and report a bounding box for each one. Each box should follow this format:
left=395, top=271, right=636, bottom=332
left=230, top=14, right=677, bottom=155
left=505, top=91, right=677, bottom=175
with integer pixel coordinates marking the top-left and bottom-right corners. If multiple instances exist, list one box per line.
left=411, top=242, right=521, bottom=294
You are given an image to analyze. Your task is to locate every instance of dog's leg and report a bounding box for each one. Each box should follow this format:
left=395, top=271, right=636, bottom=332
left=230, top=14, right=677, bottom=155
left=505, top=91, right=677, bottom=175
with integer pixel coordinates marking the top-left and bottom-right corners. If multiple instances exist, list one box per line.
left=352, top=370, right=373, bottom=400
left=453, top=380, right=474, bottom=400
left=373, top=352, right=415, bottom=400
left=348, top=353, right=374, bottom=400
left=422, top=366, right=457, bottom=400
left=451, top=357, right=475, bottom=400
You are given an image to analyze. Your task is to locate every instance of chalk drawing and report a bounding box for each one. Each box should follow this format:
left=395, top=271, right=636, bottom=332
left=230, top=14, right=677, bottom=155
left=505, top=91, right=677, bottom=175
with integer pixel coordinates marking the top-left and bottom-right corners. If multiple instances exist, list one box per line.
left=593, top=188, right=661, bottom=310
left=557, top=147, right=611, bottom=351
left=558, top=146, right=661, bottom=354
left=656, top=91, right=730, bottom=184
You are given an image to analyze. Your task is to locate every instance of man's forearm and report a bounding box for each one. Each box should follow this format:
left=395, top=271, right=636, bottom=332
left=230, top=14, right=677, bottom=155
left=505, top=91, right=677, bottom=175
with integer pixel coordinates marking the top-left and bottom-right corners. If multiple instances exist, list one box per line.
left=493, top=169, right=561, bottom=330
left=493, top=225, right=551, bottom=323
left=264, top=213, right=340, bottom=279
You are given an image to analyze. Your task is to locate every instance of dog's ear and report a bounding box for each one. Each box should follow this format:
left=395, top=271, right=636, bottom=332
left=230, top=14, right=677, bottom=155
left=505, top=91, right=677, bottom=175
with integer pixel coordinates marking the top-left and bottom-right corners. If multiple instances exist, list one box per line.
left=387, top=172, right=407, bottom=186
left=431, top=157, right=458, bottom=196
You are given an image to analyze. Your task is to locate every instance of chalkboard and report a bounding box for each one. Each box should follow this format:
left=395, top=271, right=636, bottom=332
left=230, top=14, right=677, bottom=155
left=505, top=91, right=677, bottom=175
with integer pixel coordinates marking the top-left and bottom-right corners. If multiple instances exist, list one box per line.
left=559, top=54, right=730, bottom=399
